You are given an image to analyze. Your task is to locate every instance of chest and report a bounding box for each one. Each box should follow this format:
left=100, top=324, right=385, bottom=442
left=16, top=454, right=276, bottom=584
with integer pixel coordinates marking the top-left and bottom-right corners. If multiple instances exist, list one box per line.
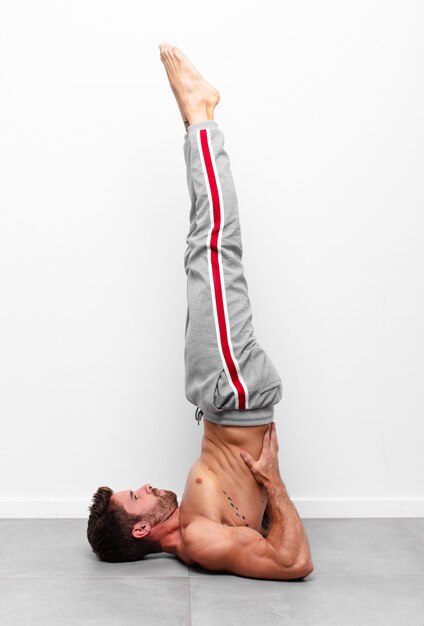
left=179, top=460, right=267, bottom=532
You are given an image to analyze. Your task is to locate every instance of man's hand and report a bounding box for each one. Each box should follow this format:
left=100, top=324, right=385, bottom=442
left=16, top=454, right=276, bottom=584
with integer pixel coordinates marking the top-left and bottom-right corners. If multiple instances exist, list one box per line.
left=241, top=422, right=314, bottom=574
left=239, top=422, right=281, bottom=489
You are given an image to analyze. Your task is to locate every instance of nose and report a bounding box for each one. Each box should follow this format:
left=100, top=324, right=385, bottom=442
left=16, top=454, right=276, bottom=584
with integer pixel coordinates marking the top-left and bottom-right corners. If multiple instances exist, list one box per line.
left=142, top=484, right=152, bottom=494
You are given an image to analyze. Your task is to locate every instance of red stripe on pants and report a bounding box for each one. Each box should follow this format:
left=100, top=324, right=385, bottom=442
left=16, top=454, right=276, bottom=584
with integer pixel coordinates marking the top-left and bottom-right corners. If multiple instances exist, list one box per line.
left=199, top=129, right=246, bottom=410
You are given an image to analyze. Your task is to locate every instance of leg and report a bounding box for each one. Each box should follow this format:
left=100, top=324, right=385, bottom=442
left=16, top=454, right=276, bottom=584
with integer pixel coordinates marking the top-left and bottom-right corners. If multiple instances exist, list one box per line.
left=159, top=44, right=283, bottom=426
left=184, top=121, right=282, bottom=425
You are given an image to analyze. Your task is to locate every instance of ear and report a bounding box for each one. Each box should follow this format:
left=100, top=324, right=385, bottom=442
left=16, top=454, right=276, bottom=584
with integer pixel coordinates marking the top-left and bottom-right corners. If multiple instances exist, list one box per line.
left=132, top=521, right=152, bottom=540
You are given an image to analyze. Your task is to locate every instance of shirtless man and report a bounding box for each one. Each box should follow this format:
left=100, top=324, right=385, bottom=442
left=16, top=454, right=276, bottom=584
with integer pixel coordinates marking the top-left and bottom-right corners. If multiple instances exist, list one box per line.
left=87, top=44, right=313, bottom=581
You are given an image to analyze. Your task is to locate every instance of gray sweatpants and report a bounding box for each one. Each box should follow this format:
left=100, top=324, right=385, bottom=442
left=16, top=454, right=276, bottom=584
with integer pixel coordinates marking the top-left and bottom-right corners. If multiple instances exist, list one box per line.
left=183, top=120, right=283, bottom=427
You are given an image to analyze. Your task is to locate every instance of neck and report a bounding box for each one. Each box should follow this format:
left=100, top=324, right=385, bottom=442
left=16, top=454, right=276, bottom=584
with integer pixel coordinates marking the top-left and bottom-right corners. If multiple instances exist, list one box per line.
left=149, top=506, right=183, bottom=556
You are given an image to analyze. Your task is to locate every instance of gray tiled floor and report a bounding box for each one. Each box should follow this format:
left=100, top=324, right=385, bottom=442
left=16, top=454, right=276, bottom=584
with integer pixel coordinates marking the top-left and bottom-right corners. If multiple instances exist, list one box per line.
left=1, top=518, right=424, bottom=625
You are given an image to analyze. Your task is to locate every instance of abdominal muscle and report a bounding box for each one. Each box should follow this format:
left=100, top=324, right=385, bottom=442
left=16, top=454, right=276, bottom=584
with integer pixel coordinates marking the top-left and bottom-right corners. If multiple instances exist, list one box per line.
left=179, top=420, right=270, bottom=533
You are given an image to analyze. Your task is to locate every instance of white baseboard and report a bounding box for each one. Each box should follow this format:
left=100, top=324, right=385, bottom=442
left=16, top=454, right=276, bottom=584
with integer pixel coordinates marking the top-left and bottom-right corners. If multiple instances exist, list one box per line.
left=0, top=498, right=423, bottom=518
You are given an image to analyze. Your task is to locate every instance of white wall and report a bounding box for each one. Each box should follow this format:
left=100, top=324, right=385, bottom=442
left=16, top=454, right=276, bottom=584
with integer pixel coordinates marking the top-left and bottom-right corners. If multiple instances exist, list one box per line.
left=0, top=0, right=423, bottom=518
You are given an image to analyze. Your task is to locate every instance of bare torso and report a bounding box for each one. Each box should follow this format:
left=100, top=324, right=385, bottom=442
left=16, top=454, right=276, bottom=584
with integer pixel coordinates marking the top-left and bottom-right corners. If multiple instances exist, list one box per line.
left=179, top=421, right=269, bottom=534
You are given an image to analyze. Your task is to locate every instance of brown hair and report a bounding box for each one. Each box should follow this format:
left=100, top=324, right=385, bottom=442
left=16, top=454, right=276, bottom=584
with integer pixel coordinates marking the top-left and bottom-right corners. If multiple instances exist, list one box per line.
left=87, top=486, right=162, bottom=562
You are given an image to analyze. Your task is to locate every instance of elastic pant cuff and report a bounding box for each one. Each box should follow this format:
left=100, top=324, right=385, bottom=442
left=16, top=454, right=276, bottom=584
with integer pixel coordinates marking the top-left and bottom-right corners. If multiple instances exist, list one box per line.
left=202, top=406, right=275, bottom=427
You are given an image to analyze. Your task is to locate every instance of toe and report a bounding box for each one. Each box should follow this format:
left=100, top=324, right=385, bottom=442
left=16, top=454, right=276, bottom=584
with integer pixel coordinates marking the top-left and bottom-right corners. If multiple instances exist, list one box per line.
left=172, top=46, right=185, bottom=61
left=161, top=44, right=171, bottom=63
left=159, top=43, right=172, bottom=57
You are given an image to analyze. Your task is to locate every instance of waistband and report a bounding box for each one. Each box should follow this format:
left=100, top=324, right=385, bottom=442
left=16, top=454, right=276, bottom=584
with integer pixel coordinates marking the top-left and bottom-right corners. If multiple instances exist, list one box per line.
left=194, top=405, right=275, bottom=427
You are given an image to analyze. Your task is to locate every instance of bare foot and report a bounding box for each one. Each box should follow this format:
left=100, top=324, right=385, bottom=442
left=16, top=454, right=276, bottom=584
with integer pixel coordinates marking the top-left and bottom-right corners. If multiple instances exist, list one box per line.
left=160, top=58, right=190, bottom=130
left=159, top=43, right=220, bottom=127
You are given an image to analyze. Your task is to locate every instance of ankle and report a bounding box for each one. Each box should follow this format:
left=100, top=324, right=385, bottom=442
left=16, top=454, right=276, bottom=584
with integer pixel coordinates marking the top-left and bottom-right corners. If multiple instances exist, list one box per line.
left=186, top=104, right=215, bottom=125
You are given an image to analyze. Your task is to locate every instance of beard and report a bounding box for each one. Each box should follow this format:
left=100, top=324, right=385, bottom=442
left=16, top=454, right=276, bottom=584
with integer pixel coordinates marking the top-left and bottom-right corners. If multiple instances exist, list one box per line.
left=147, top=490, right=178, bottom=524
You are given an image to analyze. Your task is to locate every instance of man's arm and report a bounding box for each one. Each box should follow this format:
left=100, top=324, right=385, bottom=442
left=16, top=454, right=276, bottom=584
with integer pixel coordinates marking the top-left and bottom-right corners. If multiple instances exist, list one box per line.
left=182, top=517, right=311, bottom=581
left=259, top=501, right=272, bottom=537
left=240, top=422, right=313, bottom=570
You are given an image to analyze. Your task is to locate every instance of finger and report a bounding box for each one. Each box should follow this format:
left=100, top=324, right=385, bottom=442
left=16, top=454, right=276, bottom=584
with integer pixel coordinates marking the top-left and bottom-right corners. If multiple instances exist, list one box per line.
left=240, top=450, right=254, bottom=468
left=270, top=422, right=279, bottom=452
left=263, top=425, right=272, bottom=449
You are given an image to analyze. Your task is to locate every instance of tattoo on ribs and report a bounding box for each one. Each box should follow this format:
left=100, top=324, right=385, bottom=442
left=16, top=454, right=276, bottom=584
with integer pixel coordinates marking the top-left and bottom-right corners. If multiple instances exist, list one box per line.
left=223, top=490, right=249, bottom=526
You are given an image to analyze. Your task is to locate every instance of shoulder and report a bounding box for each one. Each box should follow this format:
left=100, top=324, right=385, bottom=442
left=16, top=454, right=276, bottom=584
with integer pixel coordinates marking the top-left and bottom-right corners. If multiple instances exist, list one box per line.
left=181, top=517, right=249, bottom=569
left=182, top=517, right=233, bottom=549
left=182, top=517, right=265, bottom=570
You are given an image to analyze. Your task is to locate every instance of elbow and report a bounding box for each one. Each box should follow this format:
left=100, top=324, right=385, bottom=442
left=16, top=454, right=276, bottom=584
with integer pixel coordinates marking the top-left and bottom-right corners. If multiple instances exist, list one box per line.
left=295, top=558, right=314, bottom=579
left=275, top=553, right=314, bottom=580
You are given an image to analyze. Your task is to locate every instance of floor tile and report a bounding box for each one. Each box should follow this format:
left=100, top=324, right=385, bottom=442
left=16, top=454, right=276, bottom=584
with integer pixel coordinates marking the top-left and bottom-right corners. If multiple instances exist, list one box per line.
left=400, top=518, right=424, bottom=545
left=190, top=573, right=424, bottom=626
left=0, top=576, right=190, bottom=626
left=301, top=518, right=424, bottom=576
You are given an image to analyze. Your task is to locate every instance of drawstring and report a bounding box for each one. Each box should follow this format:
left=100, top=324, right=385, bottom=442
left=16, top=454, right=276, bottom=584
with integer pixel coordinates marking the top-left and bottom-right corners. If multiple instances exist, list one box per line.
left=195, top=407, right=203, bottom=425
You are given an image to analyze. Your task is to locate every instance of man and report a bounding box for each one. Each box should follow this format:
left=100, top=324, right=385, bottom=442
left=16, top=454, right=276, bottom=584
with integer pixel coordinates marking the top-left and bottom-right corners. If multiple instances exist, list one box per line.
left=87, top=44, right=313, bottom=581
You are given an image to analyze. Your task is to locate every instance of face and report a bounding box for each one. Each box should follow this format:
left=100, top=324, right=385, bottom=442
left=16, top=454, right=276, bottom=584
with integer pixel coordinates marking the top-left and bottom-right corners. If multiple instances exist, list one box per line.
left=111, top=483, right=178, bottom=526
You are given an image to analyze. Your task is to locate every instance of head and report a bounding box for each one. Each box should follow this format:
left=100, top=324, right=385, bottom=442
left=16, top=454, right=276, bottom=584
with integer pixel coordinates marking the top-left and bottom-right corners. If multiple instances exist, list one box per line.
left=87, top=483, right=179, bottom=562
